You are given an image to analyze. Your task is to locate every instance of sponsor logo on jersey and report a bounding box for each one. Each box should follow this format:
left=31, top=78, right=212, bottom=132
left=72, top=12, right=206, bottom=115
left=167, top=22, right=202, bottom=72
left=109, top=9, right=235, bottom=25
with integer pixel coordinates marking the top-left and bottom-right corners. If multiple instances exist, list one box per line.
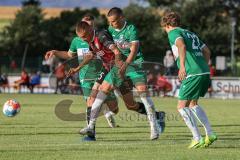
left=114, top=38, right=131, bottom=49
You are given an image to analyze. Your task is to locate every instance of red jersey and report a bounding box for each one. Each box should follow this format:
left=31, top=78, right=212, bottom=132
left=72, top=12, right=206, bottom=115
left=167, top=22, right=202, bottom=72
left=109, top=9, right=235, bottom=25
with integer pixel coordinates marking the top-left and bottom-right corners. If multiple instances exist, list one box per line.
left=89, top=30, right=115, bottom=70
left=157, top=76, right=172, bottom=90
left=21, top=72, right=29, bottom=83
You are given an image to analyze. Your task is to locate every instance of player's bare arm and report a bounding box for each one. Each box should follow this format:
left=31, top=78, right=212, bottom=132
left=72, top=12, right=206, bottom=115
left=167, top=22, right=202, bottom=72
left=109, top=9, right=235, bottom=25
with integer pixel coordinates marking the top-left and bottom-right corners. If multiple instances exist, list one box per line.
left=45, top=50, right=74, bottom=60
left=121, top=41, right=139, bottom=75
left=109, top=44, right=125, bottom=78
left=202, top=45, right=211, bottom=64
left=67, top=52, right=94, bottom=77
left=176, top=38, right=187, bottom=81
left=127, top=41, right=139, bottom=64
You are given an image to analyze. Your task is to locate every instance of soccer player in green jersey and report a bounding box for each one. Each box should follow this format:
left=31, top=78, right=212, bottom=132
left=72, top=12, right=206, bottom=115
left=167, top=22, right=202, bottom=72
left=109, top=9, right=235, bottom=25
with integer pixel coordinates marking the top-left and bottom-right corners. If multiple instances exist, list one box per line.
left=161, top=11, right=217, bottom=148
left=107, top=7, right=165, bottom=135
left=45, top=14, right=118, bottom=141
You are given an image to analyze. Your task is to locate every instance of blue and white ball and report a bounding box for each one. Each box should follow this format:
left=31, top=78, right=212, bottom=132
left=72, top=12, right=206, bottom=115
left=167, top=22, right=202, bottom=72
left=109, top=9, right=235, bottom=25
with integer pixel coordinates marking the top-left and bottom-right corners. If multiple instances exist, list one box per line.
left=3, top=99, right=21, bottom=117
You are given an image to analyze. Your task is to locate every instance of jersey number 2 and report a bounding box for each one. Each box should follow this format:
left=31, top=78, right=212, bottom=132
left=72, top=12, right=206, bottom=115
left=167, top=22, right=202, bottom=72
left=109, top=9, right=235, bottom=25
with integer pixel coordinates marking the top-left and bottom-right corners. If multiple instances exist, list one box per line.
left=187, top=33, right=200, bottom=50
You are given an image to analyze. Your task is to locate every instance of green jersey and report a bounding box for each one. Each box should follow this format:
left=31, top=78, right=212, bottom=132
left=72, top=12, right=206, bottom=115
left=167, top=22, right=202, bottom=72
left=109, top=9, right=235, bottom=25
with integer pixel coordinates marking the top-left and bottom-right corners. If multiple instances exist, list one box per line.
left=69, top=37, right=103, bottom=81
left=168, top=27, right=210, bottom=78
left=108, top=21, right=144, bottom=63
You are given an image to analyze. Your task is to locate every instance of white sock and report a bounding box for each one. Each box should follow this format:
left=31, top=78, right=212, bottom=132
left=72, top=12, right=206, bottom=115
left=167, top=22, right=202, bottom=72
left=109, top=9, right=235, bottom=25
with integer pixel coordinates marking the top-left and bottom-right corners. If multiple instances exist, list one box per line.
left=139, top=94, right=158, bottom=131
left=190, top=105, right=213, bottom=136
left=178, top=107, right=201, bottom=141
left=88, top=91, right=107, bottom=129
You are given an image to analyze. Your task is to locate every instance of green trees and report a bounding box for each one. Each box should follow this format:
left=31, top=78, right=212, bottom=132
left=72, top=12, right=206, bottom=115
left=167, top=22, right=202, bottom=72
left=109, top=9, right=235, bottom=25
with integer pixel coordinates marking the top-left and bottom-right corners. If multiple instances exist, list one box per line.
left=176, top=0, right=232, bottom=57
left=124, top=4, right=168, bottom=61
left=0, top=2, right=107, bottom=69
left=0, top=0, right=239, bottom=70
left=143, top=0, right=239, bottom=58
left=41, top=8, right=107, bottom=51
left=0, top=5, right=44, bottom=57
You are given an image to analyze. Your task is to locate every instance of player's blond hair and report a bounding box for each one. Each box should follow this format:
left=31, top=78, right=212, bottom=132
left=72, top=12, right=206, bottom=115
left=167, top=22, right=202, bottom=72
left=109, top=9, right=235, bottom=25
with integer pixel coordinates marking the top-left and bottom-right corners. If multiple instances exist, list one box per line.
left=161, top=11, right=181, bottom=27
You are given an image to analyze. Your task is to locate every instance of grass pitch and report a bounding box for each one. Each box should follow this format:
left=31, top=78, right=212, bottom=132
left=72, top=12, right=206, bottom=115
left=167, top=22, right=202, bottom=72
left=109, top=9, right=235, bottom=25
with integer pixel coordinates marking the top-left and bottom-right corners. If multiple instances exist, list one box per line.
left=0, top=94, right=239, bottom=160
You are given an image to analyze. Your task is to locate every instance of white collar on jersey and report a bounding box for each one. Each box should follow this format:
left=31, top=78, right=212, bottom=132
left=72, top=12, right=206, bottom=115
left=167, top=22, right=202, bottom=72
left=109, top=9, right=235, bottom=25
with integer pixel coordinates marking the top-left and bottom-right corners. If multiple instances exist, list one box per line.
left=114, top=21, right=127, bottom=32
left=91, top=30, right=95, bottom=42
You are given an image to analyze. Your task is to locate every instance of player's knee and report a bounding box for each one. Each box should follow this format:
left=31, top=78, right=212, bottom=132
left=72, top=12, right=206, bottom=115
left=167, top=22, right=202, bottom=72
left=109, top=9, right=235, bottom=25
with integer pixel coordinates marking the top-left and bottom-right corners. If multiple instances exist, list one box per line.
left=100, top=82, right=112, bottom=94
left=177, top=100, right=190, bottom=109
left=136, top=84, right=147, bottom=91
left=136, top=84, right=149, bottom=95
left=189, top=100, right=198, bottom=108
left=177, top=105, right=185, bottom=109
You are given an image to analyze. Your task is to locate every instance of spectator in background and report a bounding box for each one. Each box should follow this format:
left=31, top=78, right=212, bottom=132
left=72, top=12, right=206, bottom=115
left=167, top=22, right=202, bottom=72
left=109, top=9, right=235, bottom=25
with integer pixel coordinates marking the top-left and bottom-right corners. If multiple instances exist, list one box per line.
left=208, top=62, right=216, bottom=97
left=156, top=73, right=173, bottom=97
left=10, top=60, right=17, bottom=71
left=0, top=73, right=9, bottom=93
left=54, top=62, right=66, bottom=94
left=29, top=71, right=41, bottom=93
left=163, top=50, right=175, bottom=76
left=14, top=69, right=30, bottom=93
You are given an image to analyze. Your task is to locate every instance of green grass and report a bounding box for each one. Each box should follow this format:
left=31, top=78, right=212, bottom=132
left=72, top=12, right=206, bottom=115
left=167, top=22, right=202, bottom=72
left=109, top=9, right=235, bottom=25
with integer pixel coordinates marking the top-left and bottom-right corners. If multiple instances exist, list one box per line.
left=0, top=94, right=239, bottom=160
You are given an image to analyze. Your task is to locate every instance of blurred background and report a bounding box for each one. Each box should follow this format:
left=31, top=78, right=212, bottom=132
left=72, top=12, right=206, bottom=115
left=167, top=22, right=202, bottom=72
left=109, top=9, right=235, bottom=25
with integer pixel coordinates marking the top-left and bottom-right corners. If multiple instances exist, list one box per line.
left=0, top=0, right=239, bottom=98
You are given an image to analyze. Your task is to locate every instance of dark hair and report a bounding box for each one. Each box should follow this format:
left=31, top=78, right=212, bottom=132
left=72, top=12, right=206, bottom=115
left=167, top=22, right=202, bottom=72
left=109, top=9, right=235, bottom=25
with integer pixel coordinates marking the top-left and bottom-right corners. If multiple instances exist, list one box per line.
left=107, top=7, right=123, bottom=17
left=76, top=21, right=90, bottom=33
left=82, top=13, right=94, bottom=21
left=161, top=11, right=181, bottom=27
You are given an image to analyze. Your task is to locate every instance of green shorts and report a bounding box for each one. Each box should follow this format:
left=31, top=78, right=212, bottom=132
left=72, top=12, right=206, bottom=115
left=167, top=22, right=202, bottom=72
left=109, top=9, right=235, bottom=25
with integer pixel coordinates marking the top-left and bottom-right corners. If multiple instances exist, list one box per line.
left=80, top=80, right=116, bottom=102
left=178, top=74, right=210, bottom=100
left=104, top=64, right=147, bottom=87
left=126, top=64, right=147, bottom=85
left=80, top=80, right=95, bottom=100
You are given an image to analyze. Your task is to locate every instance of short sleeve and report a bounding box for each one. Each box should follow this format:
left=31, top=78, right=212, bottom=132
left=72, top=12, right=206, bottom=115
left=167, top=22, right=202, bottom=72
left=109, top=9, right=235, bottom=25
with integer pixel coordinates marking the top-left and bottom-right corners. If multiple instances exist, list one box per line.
left=168, top=30, right=183, bottom=46
left=128, top=25, right=139, bottom=42
left=68, top=38, right=77, bottom=54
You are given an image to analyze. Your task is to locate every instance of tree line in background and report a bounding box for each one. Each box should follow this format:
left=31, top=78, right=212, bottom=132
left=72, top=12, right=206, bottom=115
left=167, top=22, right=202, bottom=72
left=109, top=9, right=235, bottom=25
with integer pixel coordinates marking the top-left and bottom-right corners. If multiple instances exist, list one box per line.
left=0, top=0, right=239, bottom=70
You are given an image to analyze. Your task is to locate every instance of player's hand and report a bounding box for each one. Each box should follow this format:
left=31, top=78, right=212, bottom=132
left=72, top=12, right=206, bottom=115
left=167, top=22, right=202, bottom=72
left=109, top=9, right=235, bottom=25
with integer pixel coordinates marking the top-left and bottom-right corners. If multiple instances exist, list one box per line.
left=66, top=67, right=79, bottom=77
left=45, top=50, right=56, bottom=60
left=178, top=67, right=186, bottom=81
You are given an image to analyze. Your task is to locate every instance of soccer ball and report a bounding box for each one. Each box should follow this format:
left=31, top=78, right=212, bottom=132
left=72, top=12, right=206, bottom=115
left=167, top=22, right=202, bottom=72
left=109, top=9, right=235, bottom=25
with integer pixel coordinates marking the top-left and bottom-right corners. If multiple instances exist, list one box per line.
left=3, top=99, right=21, bottom=117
